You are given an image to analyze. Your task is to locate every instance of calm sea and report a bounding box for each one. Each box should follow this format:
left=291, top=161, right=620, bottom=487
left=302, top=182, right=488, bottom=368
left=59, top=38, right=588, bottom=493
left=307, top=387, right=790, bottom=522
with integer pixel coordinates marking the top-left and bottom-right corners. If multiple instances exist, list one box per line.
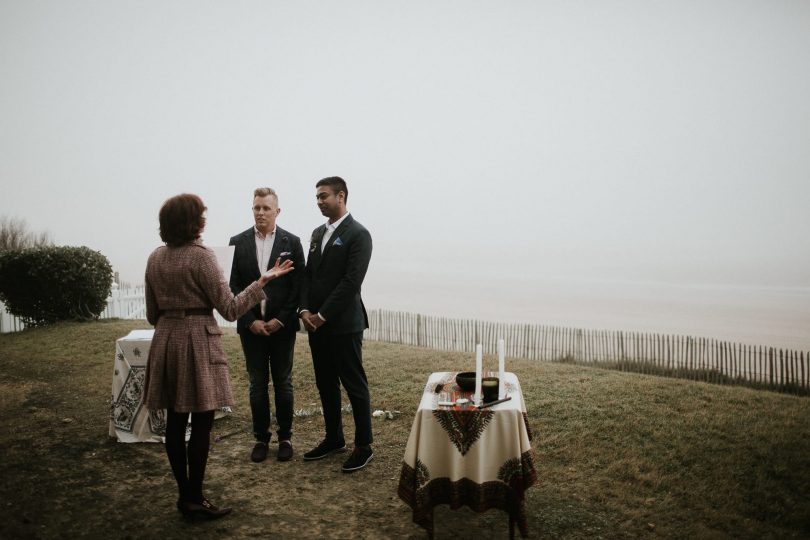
left=363, top=270, right=810, bottom=351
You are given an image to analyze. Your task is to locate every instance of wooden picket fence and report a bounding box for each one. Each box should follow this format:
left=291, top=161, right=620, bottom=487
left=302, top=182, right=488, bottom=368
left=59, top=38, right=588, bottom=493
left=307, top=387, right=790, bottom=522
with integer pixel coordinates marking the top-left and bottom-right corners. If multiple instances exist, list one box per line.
left=3, top=296, right=807, bottom=395
left=365, top=309, right=810, bottom=395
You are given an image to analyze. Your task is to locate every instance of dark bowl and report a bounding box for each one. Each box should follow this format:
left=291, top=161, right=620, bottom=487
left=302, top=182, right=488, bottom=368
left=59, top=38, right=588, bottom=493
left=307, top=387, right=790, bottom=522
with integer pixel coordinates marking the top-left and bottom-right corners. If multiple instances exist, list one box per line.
left=455, top=371, right=476, bottom=392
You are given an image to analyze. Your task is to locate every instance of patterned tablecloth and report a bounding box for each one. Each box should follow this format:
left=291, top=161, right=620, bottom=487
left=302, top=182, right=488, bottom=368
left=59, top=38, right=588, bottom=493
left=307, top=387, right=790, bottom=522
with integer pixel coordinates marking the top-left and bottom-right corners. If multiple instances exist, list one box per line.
left=108, top=329, right=229, bottom=443
left=398, top=371, right=537, bottom=538
left=108, top=330, right=164, bottom=442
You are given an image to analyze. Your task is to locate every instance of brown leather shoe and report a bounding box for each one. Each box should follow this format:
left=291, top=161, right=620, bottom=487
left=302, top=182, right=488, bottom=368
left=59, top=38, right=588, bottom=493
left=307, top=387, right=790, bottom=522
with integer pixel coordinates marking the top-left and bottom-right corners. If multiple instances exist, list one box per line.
left=179, top=498, right=232, bottom=520
left=277, top=440, right=293, bottom=462
left=251, top=441, right=269, bottom=463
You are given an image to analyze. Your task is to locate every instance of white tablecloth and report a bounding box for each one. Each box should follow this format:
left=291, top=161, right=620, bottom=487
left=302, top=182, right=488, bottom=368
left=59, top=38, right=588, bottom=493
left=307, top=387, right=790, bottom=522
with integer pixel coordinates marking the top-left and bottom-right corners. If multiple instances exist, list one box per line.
left=398, top=371, right=537, bottom=538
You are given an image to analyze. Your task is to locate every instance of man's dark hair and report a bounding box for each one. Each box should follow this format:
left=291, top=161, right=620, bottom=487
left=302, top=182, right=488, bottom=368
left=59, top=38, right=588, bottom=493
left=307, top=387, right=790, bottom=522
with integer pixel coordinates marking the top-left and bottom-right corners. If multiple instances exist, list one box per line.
left=158, top=193, right=206, bottom=247
left=316, top=176, right=348, bottom=202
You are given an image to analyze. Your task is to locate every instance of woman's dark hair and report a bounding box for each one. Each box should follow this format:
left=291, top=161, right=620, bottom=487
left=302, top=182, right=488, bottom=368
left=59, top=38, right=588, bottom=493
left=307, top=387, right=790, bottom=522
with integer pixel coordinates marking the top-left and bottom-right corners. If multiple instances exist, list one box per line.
left=158, top=193, right=206, bottom=247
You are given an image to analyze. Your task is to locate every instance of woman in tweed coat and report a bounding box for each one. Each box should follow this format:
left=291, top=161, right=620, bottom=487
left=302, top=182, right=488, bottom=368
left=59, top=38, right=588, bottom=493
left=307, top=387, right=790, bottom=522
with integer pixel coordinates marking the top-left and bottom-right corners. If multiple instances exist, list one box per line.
left=143, top=193, right=293, bottom=520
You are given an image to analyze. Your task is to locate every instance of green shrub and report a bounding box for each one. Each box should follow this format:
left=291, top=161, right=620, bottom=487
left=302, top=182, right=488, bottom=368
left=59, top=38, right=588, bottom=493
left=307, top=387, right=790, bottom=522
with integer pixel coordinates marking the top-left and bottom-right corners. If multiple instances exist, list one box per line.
left=0, top=246, right=113, bottom=326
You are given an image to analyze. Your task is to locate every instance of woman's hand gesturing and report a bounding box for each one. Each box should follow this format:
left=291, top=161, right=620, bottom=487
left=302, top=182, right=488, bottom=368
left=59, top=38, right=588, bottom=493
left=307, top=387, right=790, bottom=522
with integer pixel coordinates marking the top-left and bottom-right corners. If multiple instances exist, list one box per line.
left=258, top=257, right=294, bottom=285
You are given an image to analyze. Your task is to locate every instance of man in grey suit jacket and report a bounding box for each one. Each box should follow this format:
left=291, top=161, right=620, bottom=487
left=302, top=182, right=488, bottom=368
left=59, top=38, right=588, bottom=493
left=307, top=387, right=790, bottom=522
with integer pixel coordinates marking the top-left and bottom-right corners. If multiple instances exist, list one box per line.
left=229, top=187, right=305, bottom=463
left=299, top=176, right=374, bottom=472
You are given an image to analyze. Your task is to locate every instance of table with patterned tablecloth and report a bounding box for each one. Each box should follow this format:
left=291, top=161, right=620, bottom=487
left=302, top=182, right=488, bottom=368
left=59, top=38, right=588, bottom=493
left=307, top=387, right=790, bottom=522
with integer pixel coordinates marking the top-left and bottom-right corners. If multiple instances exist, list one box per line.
left=108, top=329, right=229, bottom=443
left=398, top=371, right=537, bottom=538
left=108, top=330, right=164, bottom=442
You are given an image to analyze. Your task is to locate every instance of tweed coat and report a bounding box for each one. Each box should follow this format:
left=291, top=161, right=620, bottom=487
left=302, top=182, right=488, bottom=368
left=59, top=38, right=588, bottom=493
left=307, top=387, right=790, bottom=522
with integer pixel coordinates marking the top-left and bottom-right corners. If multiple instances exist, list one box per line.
left=142, top=241, right=265, bottom=412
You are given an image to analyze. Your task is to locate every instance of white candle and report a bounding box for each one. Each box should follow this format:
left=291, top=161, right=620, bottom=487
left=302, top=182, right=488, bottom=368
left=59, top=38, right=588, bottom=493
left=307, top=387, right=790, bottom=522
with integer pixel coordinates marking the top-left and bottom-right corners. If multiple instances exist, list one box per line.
left=474, top=344, right=483, bottom=405
left=498, top=338, right=505, bottom=399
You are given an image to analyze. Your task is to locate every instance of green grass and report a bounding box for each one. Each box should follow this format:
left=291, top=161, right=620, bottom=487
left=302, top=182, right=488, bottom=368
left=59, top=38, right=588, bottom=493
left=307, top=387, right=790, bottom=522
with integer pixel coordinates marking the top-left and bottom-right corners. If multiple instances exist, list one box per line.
left=0, top=320, right=808, bottom=539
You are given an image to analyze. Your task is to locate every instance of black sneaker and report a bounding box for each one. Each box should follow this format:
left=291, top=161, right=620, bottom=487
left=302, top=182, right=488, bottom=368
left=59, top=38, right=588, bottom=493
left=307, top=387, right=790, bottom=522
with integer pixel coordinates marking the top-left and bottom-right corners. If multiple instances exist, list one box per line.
left=303, top=439, right=347, bottom=461
left=342, top=446, right=374, bottom=472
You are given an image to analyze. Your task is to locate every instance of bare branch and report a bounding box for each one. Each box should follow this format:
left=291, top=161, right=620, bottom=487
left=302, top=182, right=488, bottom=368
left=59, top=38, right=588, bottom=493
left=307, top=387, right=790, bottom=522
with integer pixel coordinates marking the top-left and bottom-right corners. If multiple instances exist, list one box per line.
left=0, top=216, right=53, bottom=252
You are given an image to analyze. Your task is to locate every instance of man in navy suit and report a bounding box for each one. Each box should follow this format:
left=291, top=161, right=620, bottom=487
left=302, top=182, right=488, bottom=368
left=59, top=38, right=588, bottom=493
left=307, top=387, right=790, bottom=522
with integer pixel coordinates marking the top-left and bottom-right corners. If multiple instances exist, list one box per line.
left=229, top=187, right=305, bottom=463
left=299, top=176, right=374, bottom=472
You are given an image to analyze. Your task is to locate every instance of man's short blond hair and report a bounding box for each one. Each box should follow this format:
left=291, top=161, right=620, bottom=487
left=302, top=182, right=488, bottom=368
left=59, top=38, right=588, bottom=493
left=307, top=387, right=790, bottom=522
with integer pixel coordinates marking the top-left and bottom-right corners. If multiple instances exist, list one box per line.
left=254, top=187, right=278, bottom=203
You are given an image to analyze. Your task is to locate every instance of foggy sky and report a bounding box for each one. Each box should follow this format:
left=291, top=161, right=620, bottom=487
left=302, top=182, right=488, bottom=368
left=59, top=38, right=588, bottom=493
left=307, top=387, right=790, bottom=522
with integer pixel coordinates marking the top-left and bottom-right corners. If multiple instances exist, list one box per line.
left=2, top=1, right=809, bottom=325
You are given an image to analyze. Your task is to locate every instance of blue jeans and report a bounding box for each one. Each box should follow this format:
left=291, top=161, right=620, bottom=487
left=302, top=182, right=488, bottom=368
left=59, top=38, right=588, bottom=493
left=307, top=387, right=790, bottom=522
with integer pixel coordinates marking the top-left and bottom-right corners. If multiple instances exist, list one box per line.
left=240, top=330, right=295, bottom=442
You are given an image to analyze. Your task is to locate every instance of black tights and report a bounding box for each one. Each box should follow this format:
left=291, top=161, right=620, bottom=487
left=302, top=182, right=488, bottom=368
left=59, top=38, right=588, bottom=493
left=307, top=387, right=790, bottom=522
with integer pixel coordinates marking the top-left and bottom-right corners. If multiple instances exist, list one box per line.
left=165, top=409, right=215, bottom=503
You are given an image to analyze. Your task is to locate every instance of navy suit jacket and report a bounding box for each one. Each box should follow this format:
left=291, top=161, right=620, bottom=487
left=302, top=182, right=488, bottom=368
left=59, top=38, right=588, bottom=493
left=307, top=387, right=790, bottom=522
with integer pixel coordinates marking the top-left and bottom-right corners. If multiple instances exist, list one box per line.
left=228, top=225, right=305, bottom=335
left=300, top=214, right=372, bottom=335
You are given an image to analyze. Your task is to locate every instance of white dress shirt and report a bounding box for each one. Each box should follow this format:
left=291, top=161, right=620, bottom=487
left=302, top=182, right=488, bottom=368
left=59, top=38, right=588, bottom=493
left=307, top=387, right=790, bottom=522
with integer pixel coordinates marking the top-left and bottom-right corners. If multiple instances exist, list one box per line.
left=321, top=212, right=350, bottom=253
left=306, top=212, right=351, bottom=322
left=255, top=226, right=275, bottom=318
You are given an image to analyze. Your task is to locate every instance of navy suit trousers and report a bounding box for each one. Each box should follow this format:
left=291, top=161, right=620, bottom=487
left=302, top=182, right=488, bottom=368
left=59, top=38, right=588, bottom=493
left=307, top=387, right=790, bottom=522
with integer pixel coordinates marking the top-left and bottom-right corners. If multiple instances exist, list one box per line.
left=240, top=330, right=295, bottom=442
left=308, top=330, right=373, bottom=447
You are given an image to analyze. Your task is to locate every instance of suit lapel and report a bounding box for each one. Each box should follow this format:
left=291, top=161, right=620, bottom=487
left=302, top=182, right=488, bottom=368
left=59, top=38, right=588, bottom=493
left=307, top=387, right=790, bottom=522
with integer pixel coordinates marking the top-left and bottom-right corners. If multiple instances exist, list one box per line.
left=308, top=225, right=327, bottom=267
left=240, top=228, right=261, bottom=279
left=320, top=215, right=353, bottom=264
